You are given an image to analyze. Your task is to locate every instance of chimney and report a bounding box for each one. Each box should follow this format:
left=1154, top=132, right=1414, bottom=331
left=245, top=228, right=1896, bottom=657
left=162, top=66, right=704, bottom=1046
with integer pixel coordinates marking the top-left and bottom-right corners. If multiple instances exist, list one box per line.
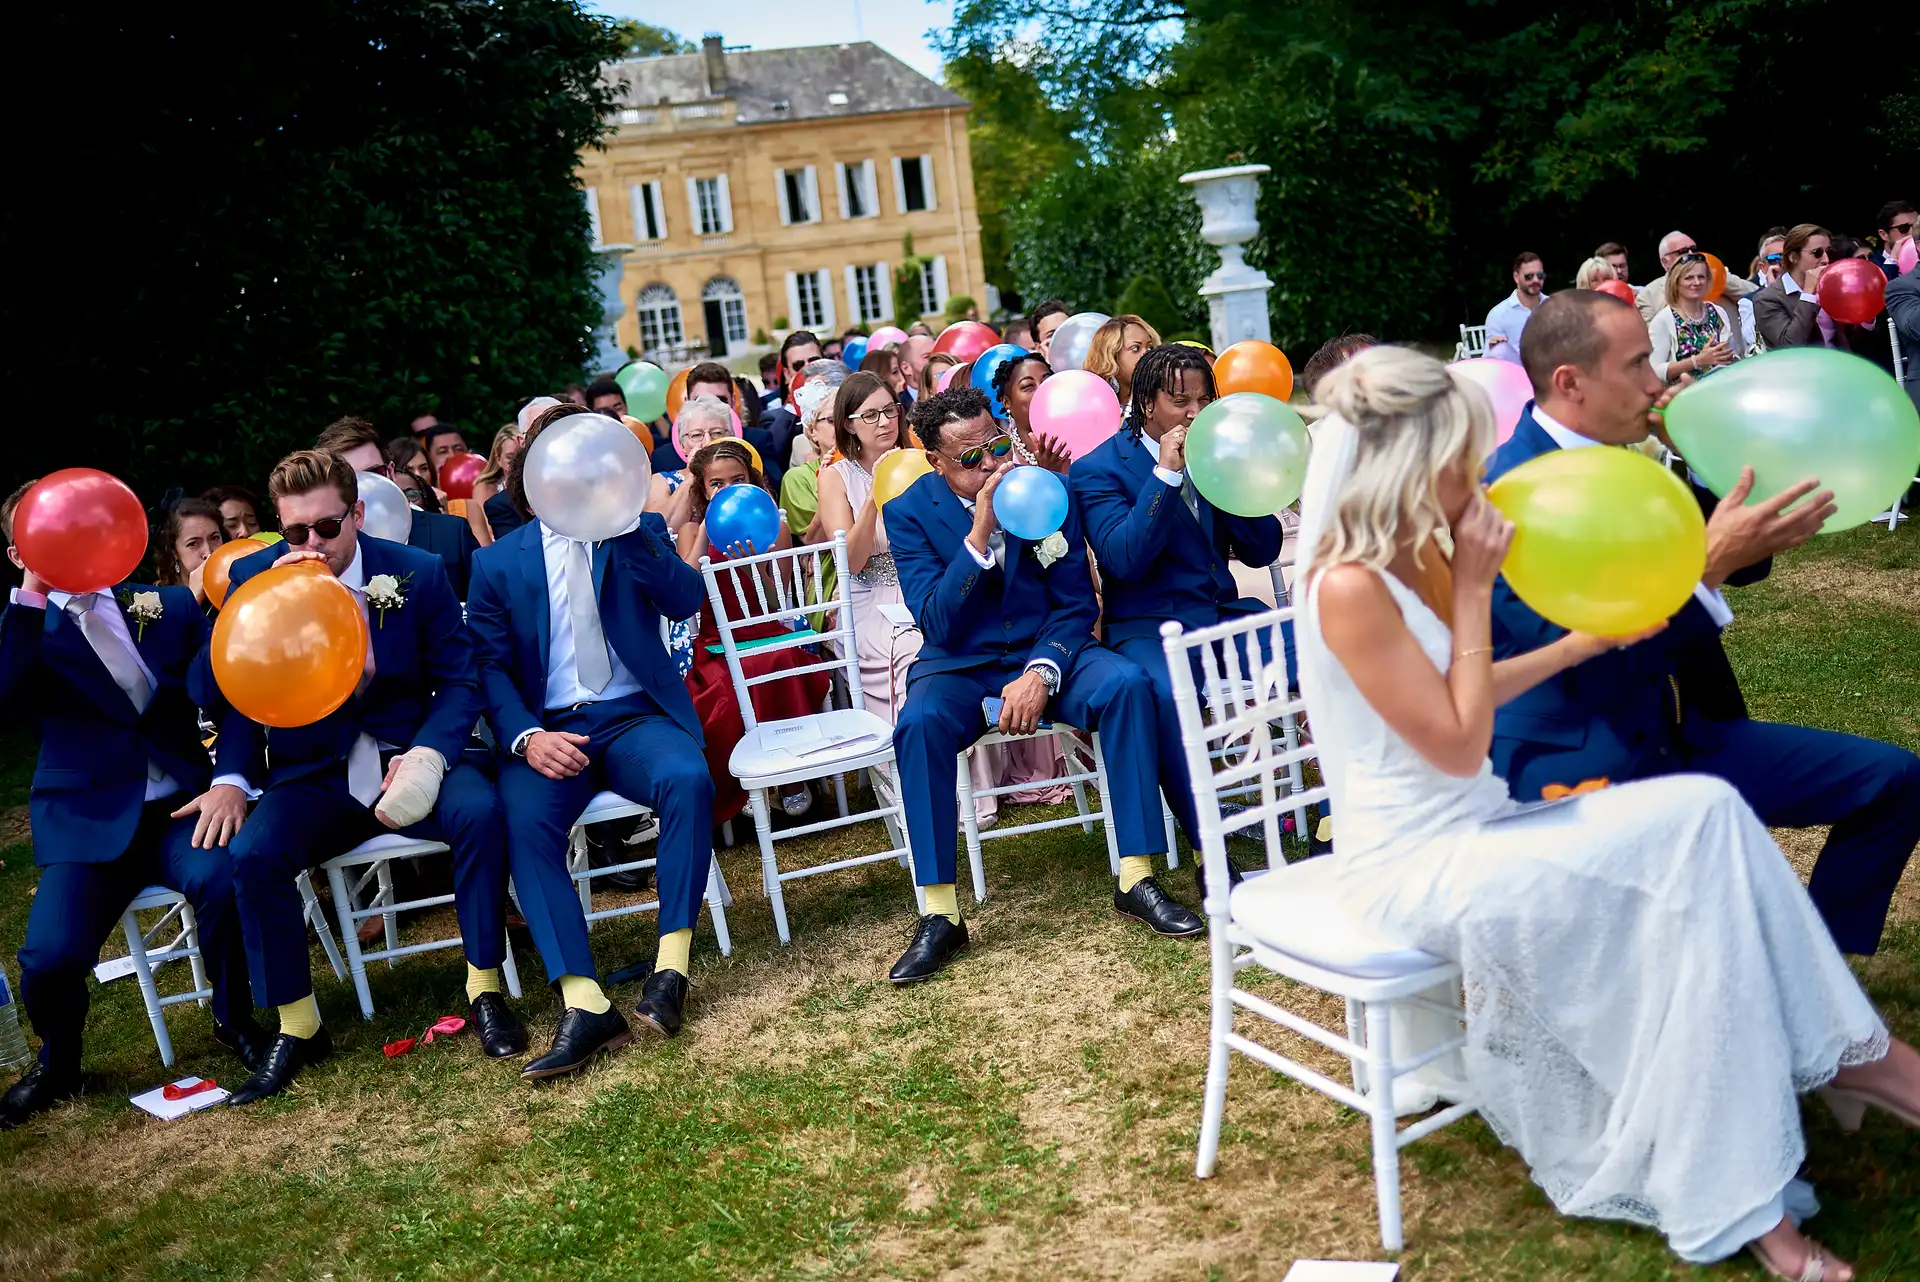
left=702, top=34, right=728, bottom=96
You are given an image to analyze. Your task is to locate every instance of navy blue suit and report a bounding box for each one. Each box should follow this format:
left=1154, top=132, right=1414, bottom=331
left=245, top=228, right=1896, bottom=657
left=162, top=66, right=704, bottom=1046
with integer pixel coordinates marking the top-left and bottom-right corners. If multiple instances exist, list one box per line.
left=203, top=536, right=509, bottom=1006
left=1488, top=408, right=1920, bottom=953
left=483, top=490, right=526, bottom=542
left=408, top=508, right=480, bottom=600
left=466, top=514, right=713, bottom=981
left=1072, top=428, right=1290, bottom=843
left=2, top=584, right=251, bottom=1070
left=886, top=471, right=1166, bottom=886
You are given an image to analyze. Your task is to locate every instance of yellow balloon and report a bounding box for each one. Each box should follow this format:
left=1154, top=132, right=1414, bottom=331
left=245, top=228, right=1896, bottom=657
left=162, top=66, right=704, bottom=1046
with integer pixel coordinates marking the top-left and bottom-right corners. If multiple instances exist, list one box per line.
left=249, top=532, right=284, bottom=545
left=1487, top=448, right=1705, bottom=636
left=873, top=449, right=935, bottom=507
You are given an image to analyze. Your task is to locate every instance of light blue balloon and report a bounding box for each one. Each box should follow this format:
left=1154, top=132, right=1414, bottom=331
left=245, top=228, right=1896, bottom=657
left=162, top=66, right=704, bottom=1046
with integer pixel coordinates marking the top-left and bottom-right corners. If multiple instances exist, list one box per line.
left=705, top=484, right=781, bottom=557
left=993, top=465, right=1069, bottom=542
left=970, top=344, right=1029, bottom=419
left=841, top=336, right=869, bottom=369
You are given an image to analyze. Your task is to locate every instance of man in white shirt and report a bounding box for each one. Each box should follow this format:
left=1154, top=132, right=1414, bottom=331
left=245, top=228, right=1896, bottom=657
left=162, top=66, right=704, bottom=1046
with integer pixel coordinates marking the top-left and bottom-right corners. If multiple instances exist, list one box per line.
left=1484, top=252, right=1547, bottom=365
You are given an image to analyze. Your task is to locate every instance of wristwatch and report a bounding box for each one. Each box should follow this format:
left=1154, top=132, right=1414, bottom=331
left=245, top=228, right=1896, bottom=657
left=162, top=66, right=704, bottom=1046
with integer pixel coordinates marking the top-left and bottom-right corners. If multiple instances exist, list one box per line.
left=1029, top=663, right=1061, bottom=696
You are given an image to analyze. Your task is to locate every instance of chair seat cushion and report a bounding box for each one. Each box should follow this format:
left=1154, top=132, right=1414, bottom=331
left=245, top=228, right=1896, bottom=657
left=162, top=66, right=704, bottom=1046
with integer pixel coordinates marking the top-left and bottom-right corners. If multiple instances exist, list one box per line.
left=730, top=708, right=895, bottom=780
left=341, top=832, right=448, bottom=859
left=576, top=790, right=651, bottom=827
left=1229, top=856, right=1445, bottom=979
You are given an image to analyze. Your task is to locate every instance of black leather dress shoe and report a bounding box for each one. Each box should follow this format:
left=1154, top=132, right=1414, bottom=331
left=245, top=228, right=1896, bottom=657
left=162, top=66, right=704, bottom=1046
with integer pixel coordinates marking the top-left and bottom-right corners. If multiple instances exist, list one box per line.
left=468, top=992, right=530, bottom=1059
left=888, top=914, right=969, bottom=985
left=520, top=1006, right=632, bottom=1081
left=225, top=1026, right=334, bottom=1107
left=0, top=1063, right=81, bottom=1129
left=213, top=1014, right=274, bottom=1073
left=1115, top=876, right=1206, bottom=936
left=632, top=970, right=689, bottom=1037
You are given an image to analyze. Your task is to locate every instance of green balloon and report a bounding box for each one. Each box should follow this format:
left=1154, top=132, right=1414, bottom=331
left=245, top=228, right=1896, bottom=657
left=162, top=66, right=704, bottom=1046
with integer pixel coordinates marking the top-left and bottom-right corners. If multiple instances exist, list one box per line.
left=615, top=360, right=670, bottom=422
left=1186, top=392, right=1310, bottom=517
left=1664, top=348, right=1920, bottom=532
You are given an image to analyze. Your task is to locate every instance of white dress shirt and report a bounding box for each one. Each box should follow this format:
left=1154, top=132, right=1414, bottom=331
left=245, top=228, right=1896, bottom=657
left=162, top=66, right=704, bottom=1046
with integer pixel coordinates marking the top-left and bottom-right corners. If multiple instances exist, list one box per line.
left=1484, top=290, right=1546, bottom=366
left=1530, top=408, right=1734, bottom=628
left=538, top=521, right=643, bottom=711
left=1133, top=428, right=1187, bottom=488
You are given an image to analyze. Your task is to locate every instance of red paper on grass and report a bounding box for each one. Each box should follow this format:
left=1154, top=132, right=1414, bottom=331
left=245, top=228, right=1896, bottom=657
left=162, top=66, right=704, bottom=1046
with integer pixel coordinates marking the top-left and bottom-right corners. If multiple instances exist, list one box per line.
left=383, top=1016, right=466, bottom=1059
left=161, top=1078, right=219, bottom=1100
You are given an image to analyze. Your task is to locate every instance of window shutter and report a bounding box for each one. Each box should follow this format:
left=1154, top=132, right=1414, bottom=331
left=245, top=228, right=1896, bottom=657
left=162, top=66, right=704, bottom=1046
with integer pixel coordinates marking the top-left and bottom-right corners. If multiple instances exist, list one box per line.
left=650, top=180, right=668, bottom=239
left=715, top=174, right=733, bottom=233
left=629, top=184, right=647, bottom=240
left=784, top=271, right=801, bottom=328
left=816, top=269, right=837, bottom=331
left=802, top=165, right=821, bottom=223
left=843, top=266, right=861, bottom=321
left=860, top=160, right=878, bottom=218
left=933, top=255, right=949, bottom=310
left=891, top=157, right=907, bottom=214
left=875, top=262, right=894, bottom=321
left=834, top=163, right=851, bottom=220
left=686, top=177, right=703, bottom=233
left=775, top=169, right=792, bottom=226
left=583, top=186, right=603, bottom=247
left=919, top=156, right=937, bottom=212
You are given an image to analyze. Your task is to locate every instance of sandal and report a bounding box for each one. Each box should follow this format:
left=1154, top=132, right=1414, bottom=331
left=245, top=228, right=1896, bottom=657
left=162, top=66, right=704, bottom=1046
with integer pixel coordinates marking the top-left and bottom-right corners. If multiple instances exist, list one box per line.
left=1749, top=1236, right=1853, bottom=1282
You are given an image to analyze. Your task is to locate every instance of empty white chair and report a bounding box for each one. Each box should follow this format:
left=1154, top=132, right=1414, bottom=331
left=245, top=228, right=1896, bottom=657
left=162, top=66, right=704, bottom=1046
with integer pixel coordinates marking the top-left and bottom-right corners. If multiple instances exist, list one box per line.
left=700, top=533, right=911, bottom=943
left=1162, top=608, right=1475, bottom=1252
left=117, top=887, right=212, bottom=1069
left=1454, top=324, right=1489, bottom=361
left=956, top=723, right=1114, bottom=903
left=566, top=789, right=734, bottom=955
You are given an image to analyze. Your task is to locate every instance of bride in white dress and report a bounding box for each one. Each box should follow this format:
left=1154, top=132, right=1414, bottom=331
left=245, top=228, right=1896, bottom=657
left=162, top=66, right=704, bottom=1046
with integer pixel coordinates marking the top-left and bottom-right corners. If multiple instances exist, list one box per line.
left=1292, top=345, right=1919, bottom=1278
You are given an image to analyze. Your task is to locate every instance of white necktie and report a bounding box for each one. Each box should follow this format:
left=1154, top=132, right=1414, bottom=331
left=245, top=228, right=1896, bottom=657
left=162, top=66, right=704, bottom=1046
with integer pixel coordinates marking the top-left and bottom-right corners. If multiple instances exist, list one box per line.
left=69, top=597, right=152, bottom=713
left=987, top=528, right=1006, bottom=569
left=344, top=584, right=382, bottom=805
left=567, top=539, right=612, bottom=694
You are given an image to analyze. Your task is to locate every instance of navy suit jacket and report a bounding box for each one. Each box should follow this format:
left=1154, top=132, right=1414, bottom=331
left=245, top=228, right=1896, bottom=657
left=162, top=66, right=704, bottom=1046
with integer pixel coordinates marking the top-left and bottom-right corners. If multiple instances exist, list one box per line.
left=1, top=584, right=244, bottom=865
left=1071, top=428, right=1282, bottom=646
left=466, top=513, right=705, bottom=749
left=483, top=490, right=527, bottom=541
left=200, top=535, right=483, bottom=789
left=1485, top=408, right=1728, bottom=791
left=886, top=470, right=1098, bottom=685
left=408, top=508, right=479, bottom=600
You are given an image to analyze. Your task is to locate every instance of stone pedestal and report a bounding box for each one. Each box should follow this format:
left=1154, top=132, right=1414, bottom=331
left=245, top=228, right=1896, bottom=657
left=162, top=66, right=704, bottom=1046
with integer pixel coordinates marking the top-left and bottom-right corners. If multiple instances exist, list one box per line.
left=1178, top=164, right=1273, bottom=350
left=591, top=245, right=633, bottom=373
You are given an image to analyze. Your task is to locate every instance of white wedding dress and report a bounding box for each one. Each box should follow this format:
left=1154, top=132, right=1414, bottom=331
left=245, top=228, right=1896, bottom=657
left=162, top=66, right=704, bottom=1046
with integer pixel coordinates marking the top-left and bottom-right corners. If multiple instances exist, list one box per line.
left=1293, top=556, right=1889, bottom=1262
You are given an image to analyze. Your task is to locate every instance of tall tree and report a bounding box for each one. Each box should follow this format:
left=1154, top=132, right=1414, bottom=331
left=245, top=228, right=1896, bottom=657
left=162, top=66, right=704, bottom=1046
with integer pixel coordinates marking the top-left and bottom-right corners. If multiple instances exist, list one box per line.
left=610, top=19, right=694, bottom=58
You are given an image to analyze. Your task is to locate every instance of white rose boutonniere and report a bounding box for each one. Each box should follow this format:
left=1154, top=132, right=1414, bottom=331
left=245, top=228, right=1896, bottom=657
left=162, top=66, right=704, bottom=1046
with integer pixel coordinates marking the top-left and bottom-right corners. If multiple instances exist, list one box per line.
left=119, top=590, right=164, bottom=641
left=1034, top=531, right=1070, bottom=569
left=365, top=573, right=410, bottom=628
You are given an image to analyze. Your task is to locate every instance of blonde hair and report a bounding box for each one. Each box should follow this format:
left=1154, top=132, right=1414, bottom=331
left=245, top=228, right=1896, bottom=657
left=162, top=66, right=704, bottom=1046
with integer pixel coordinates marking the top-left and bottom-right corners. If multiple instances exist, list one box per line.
left=1663, top=254, right=1712, bottom=308
left=476, top=424, right=518, bottom=488
left=920, top=351, right=958, bottom=400
left=268, top=449, right=358, bottom=508
left=1083, top=315, right=1162, bottom=385
left=1310, top=346, right=1494, bottom=574
left=1574, top=257, right=1616, bottom=290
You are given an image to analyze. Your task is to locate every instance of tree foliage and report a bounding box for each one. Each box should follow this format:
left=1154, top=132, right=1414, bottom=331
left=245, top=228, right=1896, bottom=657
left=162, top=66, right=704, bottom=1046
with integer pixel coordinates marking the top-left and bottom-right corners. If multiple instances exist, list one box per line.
left=611, top=19, right=695, bottom=58
left=4, top=1, right=622, bottom=502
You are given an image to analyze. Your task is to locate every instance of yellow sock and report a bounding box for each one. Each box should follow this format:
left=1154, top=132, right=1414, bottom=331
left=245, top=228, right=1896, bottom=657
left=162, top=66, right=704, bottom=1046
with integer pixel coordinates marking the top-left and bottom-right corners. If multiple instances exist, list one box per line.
left=465, top=964, right=503, bottom=1003
left=923, top=883, right=961, bottom=925
left=1316, top=816, right=1334, bottom=844
left=1118, top=855, right=1155, bottom=893
left=277, top=993, right=322, bottom=1040
left=557, top=973, right=611, bottom=1014
left=656, top=928, right=693, bottom=978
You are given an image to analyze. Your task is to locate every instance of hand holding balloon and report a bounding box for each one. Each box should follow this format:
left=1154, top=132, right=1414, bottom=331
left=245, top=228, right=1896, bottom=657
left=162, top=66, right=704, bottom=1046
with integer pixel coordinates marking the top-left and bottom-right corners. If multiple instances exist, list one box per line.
left=1155, top=424, right=1188, bottom=473
left=1701, top=468, right=1834, bottom=587
left=11, top=468, right=149, bottom=594
left=968, top=462, right=1014, bottom=553
left=992, top=466, right=1070, bottom=541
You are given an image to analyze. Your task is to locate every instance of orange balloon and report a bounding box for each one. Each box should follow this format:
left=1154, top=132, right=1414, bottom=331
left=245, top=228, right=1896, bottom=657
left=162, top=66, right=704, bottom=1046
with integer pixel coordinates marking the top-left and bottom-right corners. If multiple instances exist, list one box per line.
left=664, top=367, right=691, bottom=421
left=211, top=565, right=368, bottom=728
left=1214, top=340, right=1295, bottom=403
left=203, top=538, right=268, bottom=610
left=1702, top=252, right=1728, bottom=303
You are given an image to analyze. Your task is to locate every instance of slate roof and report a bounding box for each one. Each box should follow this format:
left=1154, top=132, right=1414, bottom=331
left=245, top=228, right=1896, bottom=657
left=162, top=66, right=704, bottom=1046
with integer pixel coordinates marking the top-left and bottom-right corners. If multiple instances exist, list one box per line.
left=605, top=41, right=968, bottom=125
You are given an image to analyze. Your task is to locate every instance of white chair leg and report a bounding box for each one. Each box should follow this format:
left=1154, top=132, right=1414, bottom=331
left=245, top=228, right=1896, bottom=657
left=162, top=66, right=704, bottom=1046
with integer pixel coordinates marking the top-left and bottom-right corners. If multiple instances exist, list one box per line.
left=376, top=860, right=399, bottom=968
left=500, top=930, right=524, bottom=1000
left=1089, top=733, right=1123, bottom=876
left=957, top=753, right=988, bottom=905
left=1162, top=798, right=1181, bottom=870
left=874, top=769, right=910, bottom=868
left=1067, top=733, right=1095, bottom=834
left=326, top=862, right=377, bottom=1020
left=569, top=827, right=593, bottom=920
left=122, top=907, right=175, bottom=1068
left=1194, top=924, right=1234, bottom=1178
left=703, top=859, right=733, bottom=957
left=720, top=818, right=734, bottom=849
left=1363, top=1001, right=1405, bottom=1252
left=1345, top=997, right=1368, bottom=1094
left=834, top=772, right=849, bottom=817
left=749, top=789, right=790, bottom=945
left=300, top=872, right=348, bottom=982
left=180, top=901, right=210, bottom=1008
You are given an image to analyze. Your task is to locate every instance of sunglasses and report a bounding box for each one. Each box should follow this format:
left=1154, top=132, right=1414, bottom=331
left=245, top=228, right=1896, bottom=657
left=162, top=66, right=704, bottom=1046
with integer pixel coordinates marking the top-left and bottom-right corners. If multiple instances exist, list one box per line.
left=1890, top=220, right=1915, bottom=236
left=1670, top=244, right=1699, bottom=256
left=282, top=512, right=352, bottom=545
left=1764, top=253, right=1783, bottom=264
left=947, top=434, right=1014, bottom=469
left=1519, top=272, right=1545, bottom=282
left=1804, top=246, right=1830, bottom=259
left=1676, top=252, right=1706, bottom=265
left=852, top=404, right=902, bottom=428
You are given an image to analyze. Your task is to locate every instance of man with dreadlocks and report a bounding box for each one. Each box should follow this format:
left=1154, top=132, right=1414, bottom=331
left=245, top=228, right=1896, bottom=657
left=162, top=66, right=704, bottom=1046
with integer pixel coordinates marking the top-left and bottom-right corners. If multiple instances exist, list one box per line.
left=1070, top=344, right=1289, bottom=892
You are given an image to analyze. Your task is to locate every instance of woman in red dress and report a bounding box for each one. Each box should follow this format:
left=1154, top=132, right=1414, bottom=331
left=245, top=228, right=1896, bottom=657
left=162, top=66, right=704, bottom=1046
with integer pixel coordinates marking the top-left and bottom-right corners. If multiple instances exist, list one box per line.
left=677, top=440, right=830, bottom=823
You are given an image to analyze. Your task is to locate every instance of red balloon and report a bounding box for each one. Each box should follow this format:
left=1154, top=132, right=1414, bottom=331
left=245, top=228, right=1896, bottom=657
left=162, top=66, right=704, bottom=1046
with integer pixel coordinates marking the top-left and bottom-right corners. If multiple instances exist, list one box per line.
left=932, top=321, right=998, bottom=364
left=1594, top=279, right=1636, bottom=303
left=438, top=452, right=485, bottom=499
left=12, top=468, right=149, bottom=594
left=1818, top=259, right=1886, bottom=325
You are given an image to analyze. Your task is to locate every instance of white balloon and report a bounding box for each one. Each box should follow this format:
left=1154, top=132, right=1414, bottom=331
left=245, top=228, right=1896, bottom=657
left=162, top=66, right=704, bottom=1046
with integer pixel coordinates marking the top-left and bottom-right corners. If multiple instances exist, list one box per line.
left=523, top=413, right=653, bottom=542
left=357, top=470, right=413, bottom=543
left=1048, top=311, right=1110, bottom=373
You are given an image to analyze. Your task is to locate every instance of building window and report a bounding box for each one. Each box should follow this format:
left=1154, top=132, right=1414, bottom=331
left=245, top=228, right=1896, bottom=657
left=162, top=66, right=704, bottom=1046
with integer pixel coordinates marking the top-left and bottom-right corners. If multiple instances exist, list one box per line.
left=853, top=265, right=885, bottom=323
left=703, top=277, right=749, bottom=345
left=582, top=186, right=603, bottom=248
left=618, top=108, right=643, bottom=125
left=835, top=160, right=878, bottom=221
left=795, top=273, right=827, bottom=329
left=776, top=166, right=820, bottom=225
left=685, top=175, right=732, bottom=236
left=636, top=283, right=684, bottom=354
left=917, top=255, right=949, bottom=316
left=630, top=181, right=666, bottom=241
left=893, top=155, right=937, bottom=214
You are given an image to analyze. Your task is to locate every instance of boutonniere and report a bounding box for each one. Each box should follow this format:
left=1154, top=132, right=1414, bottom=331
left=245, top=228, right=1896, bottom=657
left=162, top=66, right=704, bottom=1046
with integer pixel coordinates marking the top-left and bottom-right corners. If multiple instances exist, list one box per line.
left=116, top=589, right=164, bottom=640
left=1033, top=531, right=1069, bottom=569
left=365, top=573, right=410, bottom=627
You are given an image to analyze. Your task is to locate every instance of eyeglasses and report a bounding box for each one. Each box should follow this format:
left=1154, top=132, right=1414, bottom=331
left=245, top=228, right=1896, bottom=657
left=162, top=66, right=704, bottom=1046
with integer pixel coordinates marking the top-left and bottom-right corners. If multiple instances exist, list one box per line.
left=282, top=512, right=352, bottom=545
left=1519, top=272, right=1545, bottom=282
left=852, top=404, right=902, bottom=428
left=946, top=434, right=1014, bottom=470
left=1676, top=252, right=1706, bottom=265
left=1669, top=244, right=1698, bottom=256
left=1804, top=246, right=1830, bottom=260
left=1890, top=220, right=1915, bottom=236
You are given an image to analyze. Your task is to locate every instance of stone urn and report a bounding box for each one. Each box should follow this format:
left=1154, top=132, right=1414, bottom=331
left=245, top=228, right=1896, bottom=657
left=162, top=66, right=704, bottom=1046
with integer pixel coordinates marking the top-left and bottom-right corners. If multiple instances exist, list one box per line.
left=1178, top=164, right=1274, bottom=350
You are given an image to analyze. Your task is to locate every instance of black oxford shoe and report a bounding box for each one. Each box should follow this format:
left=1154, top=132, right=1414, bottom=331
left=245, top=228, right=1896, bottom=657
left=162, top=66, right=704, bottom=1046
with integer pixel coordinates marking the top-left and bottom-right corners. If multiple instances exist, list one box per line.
left=226, top=1026, right=334, bottom=1107
left=0, top=1063, right=81, bottom=1130
left=1115, top=876, right=1206, bottom=937
left=468, top=992, right=530, bottom=1059
left=520, top=1006, right=632, bottom=1081
left=632, top=970, right=689, bottom=1038
left=889, top=914, right=969, bottom=985
left=213, top=1014, right=274, bottom=1073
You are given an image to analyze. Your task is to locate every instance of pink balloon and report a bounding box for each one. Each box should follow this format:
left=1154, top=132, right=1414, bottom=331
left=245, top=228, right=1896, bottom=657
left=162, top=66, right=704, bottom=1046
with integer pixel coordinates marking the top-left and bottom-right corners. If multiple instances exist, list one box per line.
left=1029, top=370, right=1123, bottom=458
left=1448, top=358, right=1534, bottom=448
left=868, top=325, right=909, bottom=349
left=936, top=364, right=960, bottom=392
left=1897, top=239, right=1918, bottom=275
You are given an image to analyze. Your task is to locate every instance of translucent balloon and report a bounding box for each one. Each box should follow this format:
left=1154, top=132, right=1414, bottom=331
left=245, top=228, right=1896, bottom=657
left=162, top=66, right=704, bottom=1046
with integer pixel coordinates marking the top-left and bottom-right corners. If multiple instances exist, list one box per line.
left=873, top=448, right=934, bottom=507
left=1488, top=447, right=1706, bottom=635
left=1028, top=370, right=1122, bottom=458
left=439, top=453, right=484, bottom=499
left=1449, top=358, right=1534, bottom=448
left=1898, top=240, right=1918, bottom=275
left=704, top=484, right=781, bottom=556
left=992, top=466, right=1069, bottom=541
left=1214, top=340, right=1295, bottom=402
left=211, top=565, right=369, bottom=728
left=1186, top=393, right=1310, bottom=516
left=522, top=412, right=653, bottom=541
left=203, top=538, right=265, bottom=611
left=841, top=336, right=869, bottom=368
left=1663, top=348, right=1920, bottom=532
left=1817, top=259, right=1886, bottom=325
left=868, top=325, right=910, bottom=350
left=1047, top=312, right=1109, bottom=372
left=12, top=468, right=148, bottom=594
left=970, top=344, right=1028, bottom=419
left=935, top=365, right=961, bottom=393
left=356, top=471, right=413, bottom=543
left=931, top=321, right=998, bottom=363
left=616, top=361, right=671, bottom=422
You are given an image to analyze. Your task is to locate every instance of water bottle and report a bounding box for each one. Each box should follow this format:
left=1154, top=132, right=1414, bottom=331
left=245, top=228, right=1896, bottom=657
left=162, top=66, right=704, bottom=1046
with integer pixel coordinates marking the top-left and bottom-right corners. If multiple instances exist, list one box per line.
left=0, top=968, right=35, bottom=1071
